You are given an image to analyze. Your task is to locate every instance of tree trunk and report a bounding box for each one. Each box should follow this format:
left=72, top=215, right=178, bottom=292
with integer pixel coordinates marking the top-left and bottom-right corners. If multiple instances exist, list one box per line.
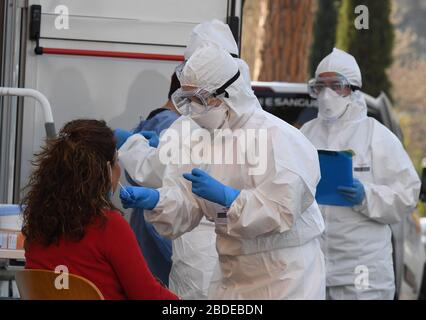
left=242, top=0, right=315, bottom=82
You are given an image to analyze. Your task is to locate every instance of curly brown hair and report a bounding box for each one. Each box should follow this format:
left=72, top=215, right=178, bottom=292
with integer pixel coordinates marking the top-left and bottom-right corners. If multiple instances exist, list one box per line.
left=21, top=119, right=117, bottom=246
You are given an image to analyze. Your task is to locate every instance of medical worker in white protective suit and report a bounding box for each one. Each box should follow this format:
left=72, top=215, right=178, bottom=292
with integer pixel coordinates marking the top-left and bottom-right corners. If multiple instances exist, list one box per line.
left=301, top=48, right=421, bottom=300
left=119, top=43, right=326, bottom=300
left=117, top=20, right=251, bottom=299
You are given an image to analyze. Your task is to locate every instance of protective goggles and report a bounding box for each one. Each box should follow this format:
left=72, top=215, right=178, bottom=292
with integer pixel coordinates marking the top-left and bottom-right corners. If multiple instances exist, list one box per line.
left=308, top=75, right=360, bottom=98
left=171, top=88, right=216, bottom=116
left=172, top=69, right=241, bottom=115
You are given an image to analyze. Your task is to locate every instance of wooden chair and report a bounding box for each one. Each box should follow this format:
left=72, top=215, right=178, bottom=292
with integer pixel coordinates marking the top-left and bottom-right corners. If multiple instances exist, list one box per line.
left=15, top=269, right=104, bottom=300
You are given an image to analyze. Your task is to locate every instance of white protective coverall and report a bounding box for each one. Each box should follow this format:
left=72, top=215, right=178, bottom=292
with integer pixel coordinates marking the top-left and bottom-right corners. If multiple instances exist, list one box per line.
left=143, top=43, right=326, bottom=300
left=301, top=48, right=421, bottom=300
left=119, top=20, right=249, bottom=299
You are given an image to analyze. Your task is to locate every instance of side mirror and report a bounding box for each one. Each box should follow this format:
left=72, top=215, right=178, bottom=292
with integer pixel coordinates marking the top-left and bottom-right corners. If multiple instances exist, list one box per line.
left=420, top=158, right=426, bottom=203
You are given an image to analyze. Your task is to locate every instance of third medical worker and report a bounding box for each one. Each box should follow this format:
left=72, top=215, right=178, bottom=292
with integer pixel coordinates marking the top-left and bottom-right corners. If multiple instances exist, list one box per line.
left=301, top=48, right=421, bottom=300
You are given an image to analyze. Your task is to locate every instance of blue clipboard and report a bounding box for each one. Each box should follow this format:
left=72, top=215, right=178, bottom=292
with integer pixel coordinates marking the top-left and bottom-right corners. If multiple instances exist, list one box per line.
left=315, top=150, right=354, bottom=207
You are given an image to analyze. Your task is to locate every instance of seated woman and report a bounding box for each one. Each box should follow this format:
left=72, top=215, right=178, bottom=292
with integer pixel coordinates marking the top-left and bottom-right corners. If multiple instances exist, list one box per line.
left=22, top=119, right=178, bottom=300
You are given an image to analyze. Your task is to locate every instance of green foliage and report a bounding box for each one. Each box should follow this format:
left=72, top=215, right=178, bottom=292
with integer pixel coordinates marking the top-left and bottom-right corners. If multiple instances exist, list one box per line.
left=336, top=0, right=395, bottom=98
left=310, top=0, right=342, bottom=77
left=418, top=201, right=426, bottom=218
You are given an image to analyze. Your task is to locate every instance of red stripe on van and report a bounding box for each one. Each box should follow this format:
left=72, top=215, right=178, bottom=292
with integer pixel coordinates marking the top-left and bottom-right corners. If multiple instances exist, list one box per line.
left=41, top=47, right=185, bottom=62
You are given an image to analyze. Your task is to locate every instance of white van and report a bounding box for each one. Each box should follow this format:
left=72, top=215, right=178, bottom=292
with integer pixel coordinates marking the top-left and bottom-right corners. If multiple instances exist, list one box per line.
left=0, top=0, right=243, bottom=204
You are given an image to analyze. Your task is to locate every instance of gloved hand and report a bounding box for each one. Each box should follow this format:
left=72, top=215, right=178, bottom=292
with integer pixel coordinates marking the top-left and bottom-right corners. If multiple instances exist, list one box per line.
left=140, top=131, right=160, bottom=148
left=183, top=168, right=240, bottom=208
left=120, top=186, right=159, bottom=210
left=114, top=128, right=132, bottom=149
left=337, top=178, right=365, bottom=206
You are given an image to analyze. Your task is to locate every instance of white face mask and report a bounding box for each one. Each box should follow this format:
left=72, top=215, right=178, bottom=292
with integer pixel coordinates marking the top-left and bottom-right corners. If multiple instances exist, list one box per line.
left=318, top=88, right=351, bottom=121
left=190, top=103, right=228, bottom=130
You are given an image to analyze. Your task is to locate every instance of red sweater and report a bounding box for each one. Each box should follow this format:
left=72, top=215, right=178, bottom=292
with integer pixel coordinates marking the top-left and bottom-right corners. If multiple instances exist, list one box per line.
left=25, top=210, right=178, bottom=300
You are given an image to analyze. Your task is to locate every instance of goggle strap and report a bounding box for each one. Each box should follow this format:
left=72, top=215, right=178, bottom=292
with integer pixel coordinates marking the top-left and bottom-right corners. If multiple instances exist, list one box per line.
left=213, top=70, right=240, bottom=98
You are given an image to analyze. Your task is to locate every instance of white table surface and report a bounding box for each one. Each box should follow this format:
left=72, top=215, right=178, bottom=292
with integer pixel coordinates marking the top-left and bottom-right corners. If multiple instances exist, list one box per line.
left=0, top=249, right=25, bottom=260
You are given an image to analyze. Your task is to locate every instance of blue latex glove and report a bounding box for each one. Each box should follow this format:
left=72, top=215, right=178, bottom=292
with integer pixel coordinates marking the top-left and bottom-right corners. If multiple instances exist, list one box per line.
left=183, top=168, right=240, bottom=208
left=337, top=178, right=365, bottom=206
left=120, top=186, right=159, bottom=210
left=140, top=131, right=160, bottom=148
left=114, top=128, right=132, bottom=149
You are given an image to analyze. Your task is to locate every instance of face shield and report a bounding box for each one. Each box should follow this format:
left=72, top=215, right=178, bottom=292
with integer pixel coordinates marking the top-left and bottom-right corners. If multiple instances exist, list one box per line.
left=308, top=74, right=360, bottom=99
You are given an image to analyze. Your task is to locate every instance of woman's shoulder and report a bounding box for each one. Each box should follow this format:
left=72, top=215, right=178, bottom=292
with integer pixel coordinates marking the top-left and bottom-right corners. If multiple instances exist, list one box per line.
left=103, top=209, right=124, bottom=219
left=102, top=210, right=129, bottom=228
left=89, top=210, right=134, bottom=245
left=89, top=210, right=129, bottom=234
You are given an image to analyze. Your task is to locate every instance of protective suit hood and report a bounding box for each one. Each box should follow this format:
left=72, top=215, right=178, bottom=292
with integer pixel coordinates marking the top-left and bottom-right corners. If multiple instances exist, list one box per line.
left=185, top=19, right=252, bottom=86
left=316, top=48, right=362, bottom=88
left=345, top=91, right=367, bottom=121
left=185, top=19, right=239, bottom=59
left=315, top=48, right=366, bottom=124
left=181, top=43, right=260, bottom=129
